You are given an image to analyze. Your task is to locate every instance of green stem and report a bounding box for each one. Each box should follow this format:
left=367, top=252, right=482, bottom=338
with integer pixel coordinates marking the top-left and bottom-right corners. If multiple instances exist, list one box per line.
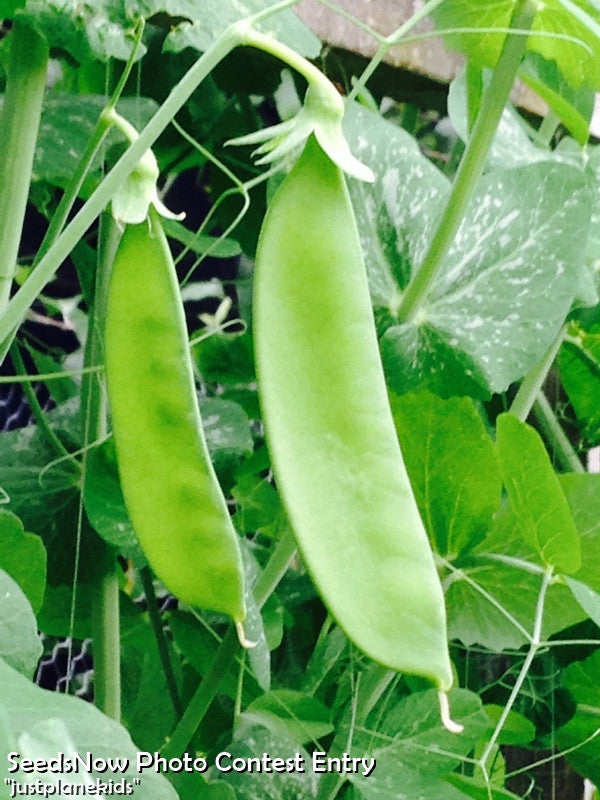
left=140, top=567, right=183, bottom=717
left=346, top=0, right=447, bottom=104
left=84, top=214, right=122, bottom=719
left=397, top=0, right=537, bottom=322
left=509, top=325, right=567, bottom=422
left=91, top=563, right=121, bottom=720
left=162, top=526, right=297, bottom=757
left=533, top=392, right=584, bottom=473
left=0, top=16, right=48, bottom=312
left=161, top=625, right=239, bottom=759
left=478, top=566, right=553, bottom=773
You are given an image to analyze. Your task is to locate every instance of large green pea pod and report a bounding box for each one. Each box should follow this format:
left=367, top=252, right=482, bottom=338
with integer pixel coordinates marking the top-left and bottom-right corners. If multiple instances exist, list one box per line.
left=254, top=135, right=453, bottom=691
left=104, top=209, right=246, bottom=626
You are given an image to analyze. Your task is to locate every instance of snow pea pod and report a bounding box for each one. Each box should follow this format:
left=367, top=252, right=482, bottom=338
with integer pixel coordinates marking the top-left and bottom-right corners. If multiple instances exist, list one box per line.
left=254, top=135, right=452, bottom=690
left=104, top=209, right=246, bottom=626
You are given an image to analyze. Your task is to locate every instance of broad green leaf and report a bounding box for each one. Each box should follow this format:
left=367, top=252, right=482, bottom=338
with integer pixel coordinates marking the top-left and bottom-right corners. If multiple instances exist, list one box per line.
left=344, top=103, right=449, bottom=309
left=0, top=509, right=46, bottom=613
left=349, top=689, right=488, bottom=800
left=560, top=326, right=600, bottom=444
left=0, top=657, right=178, bottom=799
left=345, top=104, right=591, bottom=397
left=431, top=0, right=600, bottom=90
left=243, top=690, right=333, bottom=744
left=21, top=0, right=143, bottom=62
left=447, top=473, right=600, bottom=650
left=556, top=650, right=600, bottom=784
left=162, top=0, right=321, bottom=58
left=214, top=725, right=316, bottom=800
left=496, top=414, right=581, bottom=573
left=390, top=391, right=501, bottom=557
left=0, top=570, right=42, bottom=677
left=0, top=0, right=25, bottom=13
left=83, top=440, right=146, bottom=566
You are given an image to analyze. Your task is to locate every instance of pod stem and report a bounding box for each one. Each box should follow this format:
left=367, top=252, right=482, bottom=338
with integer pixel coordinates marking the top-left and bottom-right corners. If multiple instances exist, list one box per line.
left=397, top=0, right=538, bottom=323
left=438, top=691, right=464, bottom=734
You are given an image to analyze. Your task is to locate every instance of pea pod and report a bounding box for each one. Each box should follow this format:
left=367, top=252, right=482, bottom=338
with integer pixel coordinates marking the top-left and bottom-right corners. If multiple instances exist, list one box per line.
left=104, top=209, right=246, bottom=625
left=254, top=135, right=452, bottom=691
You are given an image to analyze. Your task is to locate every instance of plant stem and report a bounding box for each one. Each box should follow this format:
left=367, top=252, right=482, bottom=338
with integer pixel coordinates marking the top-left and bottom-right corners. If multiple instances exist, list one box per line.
left=162, top=527, right=297, bottom=757
left=0, top=17, right=48, bottom=312
left=140, top=567, right=183, bottom=717
left=510, top=325, right=567, bottom=422
left=478, top=566, right=553, bottom=773
left=397, top=0, right=537, bottom=322
left=533, top=392, right=584, bottom=473
left=85, top=214, right=122, bottom=720
left=91, top=563, right=121, bottom=720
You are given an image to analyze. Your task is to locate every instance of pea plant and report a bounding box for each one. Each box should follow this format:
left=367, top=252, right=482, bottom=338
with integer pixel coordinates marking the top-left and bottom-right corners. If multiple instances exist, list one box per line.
left=1, top=0, right=600, bottom=798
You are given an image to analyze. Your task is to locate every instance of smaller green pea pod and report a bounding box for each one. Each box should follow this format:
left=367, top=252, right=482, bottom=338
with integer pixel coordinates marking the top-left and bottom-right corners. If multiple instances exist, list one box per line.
left=104, top=209, right=246, bottom=624
left=254, top=135, right=452, bottom=691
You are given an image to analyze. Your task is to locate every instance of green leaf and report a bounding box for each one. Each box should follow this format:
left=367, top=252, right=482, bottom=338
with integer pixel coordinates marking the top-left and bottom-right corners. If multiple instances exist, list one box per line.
left=161, top=217, right=242, bottom=259
left=199, top=396, right=253, bottom=486
left=431, top=0, right=600, bottom=90
left=446, top=473, right=600, bottom=650
left=349, top=689, right=488, bottom=800
left=390, top=391, right=501, bottom=557
left=83, top=439, right=146, bottom=566
left=483, top=704, right=536, bottom=746
left=345, top=104, right=591, bottom=396
left=559, top=326, right=600, bottom=443
left=496, top=414, right=581, bottom=573
left=243, top=690, right=333, bottom=744
left=194, top=330, right=255, bottom=386
left=519, top=51, right=594, bottom=144
left=0, top=657, right=178, bottom=799
left=162, top=0, right=321, bottom=58
left=0, top=509, right=46, bottom=613
left=564, top=575, right=600, bottom=625
left=556, top=649, right=600, bottom=784
left=0, top=570, right=42, bottom=677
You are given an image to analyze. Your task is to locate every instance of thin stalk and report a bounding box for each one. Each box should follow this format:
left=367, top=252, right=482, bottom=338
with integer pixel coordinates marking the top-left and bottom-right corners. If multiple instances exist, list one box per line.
left=533, top=392, right=584, bottom=473
left=0, top=17, right=48, bottom=311
left=510, top=325, right=567, bottom=422
left=397, top=0, right=538, bottom=322
left=140, top=567, right=183, bottom=717
left=478, top=566, right=553, bottom=771
left=346, top=0, right=447, bottom=104
left=90, top=564, right=121, bottom=720
left=162, top=527, right=297, bottom=757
